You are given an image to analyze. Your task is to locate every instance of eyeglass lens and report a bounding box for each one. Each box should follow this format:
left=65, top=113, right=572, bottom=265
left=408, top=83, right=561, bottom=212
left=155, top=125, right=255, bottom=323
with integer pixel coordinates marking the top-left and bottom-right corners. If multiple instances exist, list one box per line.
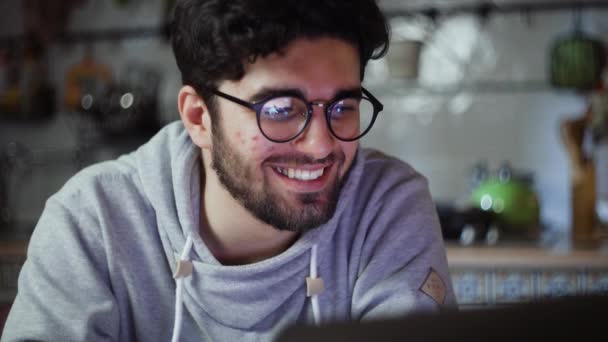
left=259, top=96, right=375, bottom=141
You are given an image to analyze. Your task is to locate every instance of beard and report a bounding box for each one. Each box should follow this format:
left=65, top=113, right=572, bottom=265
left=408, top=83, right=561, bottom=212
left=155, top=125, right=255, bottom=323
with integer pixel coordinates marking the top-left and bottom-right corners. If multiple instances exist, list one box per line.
left=210, top=122, right=345, bottom=233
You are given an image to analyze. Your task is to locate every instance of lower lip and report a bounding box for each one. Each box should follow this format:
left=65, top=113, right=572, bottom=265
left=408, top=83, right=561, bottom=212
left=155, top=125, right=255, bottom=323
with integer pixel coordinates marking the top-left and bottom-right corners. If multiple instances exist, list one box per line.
left=270, top=165, right=334, bottom=193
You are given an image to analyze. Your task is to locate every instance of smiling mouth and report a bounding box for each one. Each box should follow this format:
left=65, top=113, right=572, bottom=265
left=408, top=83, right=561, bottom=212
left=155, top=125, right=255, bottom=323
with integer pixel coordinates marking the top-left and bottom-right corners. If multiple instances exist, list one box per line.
left=273, top=167, right=325, bottom=181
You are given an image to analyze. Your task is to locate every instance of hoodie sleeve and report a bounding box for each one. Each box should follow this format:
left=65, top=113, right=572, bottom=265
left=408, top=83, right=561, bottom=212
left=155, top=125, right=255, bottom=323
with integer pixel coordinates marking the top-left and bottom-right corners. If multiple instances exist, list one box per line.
left=2, top=192, right=119, bottom=341
left=350, top=161, right=457, bottom=321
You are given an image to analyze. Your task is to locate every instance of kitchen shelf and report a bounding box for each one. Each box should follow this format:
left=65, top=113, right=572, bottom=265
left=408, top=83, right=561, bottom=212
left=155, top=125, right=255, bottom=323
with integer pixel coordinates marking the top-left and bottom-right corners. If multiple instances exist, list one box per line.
left=0, top=25, right=166, bottom=47
left=382, top=0, right=608, bottom=18
left=366, top=79, right=578, bottom=96
left=447, top=243, right=608, bottom=269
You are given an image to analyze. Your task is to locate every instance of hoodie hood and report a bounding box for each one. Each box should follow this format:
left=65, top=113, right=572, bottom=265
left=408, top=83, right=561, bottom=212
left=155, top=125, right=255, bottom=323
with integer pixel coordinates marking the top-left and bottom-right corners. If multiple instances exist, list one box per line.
left=133, top=121, right=364, bottom=329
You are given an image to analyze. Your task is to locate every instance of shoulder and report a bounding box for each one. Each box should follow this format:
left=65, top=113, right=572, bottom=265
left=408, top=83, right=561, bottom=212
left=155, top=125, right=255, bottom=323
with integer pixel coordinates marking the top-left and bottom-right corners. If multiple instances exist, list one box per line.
left=54, top=154, right=142, bottom=210
left=24, top=158, right=142, bottom=271
left=54, top=121, right=185, bottom=208
left=335, top=148, right=437, bottom=243
left=360, top=149, right=422, bottom=179
left=355, top=148, right=430, bottom=207
left=342, top=148, right=439, bottom=248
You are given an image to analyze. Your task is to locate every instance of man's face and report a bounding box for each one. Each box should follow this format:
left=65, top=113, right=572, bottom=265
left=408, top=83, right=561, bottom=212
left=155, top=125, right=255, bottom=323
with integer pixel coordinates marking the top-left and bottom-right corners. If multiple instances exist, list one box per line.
left=209, top=38, right=361, bottom=232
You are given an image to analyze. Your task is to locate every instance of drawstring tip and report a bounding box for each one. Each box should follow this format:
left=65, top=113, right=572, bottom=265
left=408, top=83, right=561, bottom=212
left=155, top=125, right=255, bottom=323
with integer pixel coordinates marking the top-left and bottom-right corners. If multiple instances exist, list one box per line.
left=306, top=277, right=325, bottom=297
left=173, top=260, right=193, bottom=279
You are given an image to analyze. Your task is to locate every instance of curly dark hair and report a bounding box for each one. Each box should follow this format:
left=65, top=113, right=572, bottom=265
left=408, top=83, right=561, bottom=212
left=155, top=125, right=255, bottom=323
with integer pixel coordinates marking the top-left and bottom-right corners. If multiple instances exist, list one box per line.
left=171, top=0, right=389, bottom=104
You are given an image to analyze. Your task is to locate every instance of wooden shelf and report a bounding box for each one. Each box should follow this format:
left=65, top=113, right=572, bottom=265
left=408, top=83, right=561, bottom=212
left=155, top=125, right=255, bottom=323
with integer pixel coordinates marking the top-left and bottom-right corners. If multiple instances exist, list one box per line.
left=447, top=244, right=608, bottom=269
left=0, top=240, right=28, bottom=257
left=365, top=79, right=577, bottom=96
left=0, top=26, right=166, bottom=47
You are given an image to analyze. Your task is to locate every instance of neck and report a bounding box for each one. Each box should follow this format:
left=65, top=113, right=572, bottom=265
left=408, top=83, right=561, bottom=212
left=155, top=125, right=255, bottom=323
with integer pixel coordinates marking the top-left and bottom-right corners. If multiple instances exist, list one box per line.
left=199, top=157, right=298, bottom=266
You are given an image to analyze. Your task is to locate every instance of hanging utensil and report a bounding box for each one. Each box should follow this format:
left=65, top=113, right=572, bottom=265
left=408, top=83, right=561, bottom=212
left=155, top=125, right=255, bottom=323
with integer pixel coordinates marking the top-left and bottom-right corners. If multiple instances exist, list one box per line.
left=549, top=6, right=606, bottom=90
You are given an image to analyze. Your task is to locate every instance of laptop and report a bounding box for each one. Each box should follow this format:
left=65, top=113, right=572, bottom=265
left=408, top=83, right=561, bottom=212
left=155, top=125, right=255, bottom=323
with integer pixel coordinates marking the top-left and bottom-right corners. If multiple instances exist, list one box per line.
left=276, top=295, right=606, bottom=342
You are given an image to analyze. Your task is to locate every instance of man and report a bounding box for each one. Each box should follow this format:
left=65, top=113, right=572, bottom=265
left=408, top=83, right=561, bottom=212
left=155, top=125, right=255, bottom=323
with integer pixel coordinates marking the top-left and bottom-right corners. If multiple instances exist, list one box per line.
left=3, top=0, right=456, bottom=341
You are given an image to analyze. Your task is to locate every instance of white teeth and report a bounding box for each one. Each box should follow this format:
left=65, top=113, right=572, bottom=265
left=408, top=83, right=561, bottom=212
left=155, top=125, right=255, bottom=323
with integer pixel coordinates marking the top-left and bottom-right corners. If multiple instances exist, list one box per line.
left=274, top=167, right=325, bottom=181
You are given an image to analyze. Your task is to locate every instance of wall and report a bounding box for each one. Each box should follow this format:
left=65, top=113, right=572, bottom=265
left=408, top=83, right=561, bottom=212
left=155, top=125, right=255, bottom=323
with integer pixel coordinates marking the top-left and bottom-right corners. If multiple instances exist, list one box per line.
left=1, top=0, right=607, bottom=237
left=363, top=9, right=608, bottom=235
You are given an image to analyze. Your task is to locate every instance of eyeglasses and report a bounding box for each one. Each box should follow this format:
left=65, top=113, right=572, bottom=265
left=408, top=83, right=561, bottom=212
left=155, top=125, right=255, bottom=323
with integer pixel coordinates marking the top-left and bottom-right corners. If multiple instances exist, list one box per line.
left=210, top=87, right=383, bottom=143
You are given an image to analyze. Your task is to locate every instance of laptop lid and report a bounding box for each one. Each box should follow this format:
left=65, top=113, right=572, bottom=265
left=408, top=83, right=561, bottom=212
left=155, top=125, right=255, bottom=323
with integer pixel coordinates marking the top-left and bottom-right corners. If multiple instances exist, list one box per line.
left=276, top=295, right=606, bottom=342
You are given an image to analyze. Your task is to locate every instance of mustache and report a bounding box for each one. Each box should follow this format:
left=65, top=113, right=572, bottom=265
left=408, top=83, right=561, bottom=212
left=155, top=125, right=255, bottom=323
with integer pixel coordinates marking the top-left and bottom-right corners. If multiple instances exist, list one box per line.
left=265, top=151, right=345, bottom=165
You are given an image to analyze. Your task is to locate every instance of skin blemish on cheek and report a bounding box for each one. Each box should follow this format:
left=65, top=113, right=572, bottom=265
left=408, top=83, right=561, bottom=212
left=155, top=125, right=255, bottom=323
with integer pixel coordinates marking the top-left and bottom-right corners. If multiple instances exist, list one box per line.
left=250, top=138, right=276, bottom=155
left=234, top=131, right=247, bottom=145
left=263, top=145, right=277, bottom=154
left=245, top=133, right=267, bottom=153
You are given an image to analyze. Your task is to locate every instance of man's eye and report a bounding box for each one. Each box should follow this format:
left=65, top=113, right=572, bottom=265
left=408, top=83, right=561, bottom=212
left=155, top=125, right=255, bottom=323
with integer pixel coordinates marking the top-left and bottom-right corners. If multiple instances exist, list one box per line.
left=334, top=105, right=356, bottom=113
left=331, top=102, right=358, bottom=120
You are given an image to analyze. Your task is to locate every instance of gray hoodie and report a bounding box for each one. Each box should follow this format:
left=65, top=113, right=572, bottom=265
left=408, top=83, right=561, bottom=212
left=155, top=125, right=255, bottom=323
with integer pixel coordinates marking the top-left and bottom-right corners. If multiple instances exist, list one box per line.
left=2, top=121, right=455, bottom=342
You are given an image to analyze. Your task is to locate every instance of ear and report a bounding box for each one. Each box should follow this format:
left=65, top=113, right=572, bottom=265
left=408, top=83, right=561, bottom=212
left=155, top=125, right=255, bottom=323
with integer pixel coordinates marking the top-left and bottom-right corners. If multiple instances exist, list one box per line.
left=178, top=85, right=213, bottom=149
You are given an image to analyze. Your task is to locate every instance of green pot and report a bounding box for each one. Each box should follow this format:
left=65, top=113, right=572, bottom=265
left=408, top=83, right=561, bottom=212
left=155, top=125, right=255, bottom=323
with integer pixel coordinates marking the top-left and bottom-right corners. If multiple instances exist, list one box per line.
left=471, top=178, right=540, bottom=230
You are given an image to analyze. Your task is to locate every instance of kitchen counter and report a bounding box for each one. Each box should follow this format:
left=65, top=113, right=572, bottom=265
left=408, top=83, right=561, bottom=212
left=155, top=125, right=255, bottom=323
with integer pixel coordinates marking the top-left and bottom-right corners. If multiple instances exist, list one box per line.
left=1, top=239, right=608, bottom=305
left=446, top=242, right=608, bottom=269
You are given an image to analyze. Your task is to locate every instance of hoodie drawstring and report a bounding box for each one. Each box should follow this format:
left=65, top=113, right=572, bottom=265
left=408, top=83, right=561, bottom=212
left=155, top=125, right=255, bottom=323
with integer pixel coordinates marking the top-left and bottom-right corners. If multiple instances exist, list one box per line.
left=170, top=238, right=323, bottom=341
left=171, top=235, right=194, bottom=342
left=306, top=244, right=324, bottom=326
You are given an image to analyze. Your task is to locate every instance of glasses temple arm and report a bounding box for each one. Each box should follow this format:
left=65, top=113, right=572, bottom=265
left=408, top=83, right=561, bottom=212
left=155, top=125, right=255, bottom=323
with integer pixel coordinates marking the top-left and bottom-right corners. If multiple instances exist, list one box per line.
left=361, top=87, right=383, bottom=112
left=211, top=89, right=258, bottom=111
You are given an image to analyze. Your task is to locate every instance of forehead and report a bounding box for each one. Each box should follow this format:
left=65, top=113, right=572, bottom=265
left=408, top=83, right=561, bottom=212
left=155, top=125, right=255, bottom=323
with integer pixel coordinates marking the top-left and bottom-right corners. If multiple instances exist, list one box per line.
left=222, top=38, right=361, bottom=100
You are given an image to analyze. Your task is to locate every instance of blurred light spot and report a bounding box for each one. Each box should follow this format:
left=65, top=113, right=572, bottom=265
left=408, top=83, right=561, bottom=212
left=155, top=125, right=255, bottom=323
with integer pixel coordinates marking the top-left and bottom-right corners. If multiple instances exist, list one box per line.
left=486, top=226, right=500, bottom=245
left=390, top=16, right=429, bottom=41
left=493, top=198, right=505, bottom=213
left=460, top=225, right=476, bottom=245
left=480, top=194, right=493, bottom=211
left=449, top=92, right=474, bottom=116
left=81, top=94, right=93, bottom=110
left=120, top=93, right=134, bottom=109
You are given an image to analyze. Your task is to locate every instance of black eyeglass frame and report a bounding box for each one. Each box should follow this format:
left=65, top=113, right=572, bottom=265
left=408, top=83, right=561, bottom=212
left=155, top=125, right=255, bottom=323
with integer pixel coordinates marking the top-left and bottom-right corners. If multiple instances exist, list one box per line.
left=210, top=87, right=384, bottom=143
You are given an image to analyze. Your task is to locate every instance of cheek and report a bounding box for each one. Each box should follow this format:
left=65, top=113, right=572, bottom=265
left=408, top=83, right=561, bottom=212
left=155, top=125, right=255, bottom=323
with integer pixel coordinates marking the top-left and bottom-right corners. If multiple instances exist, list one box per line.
left=231, top=115, right=260, bottom=146
left=234, top=131, right=246, bottom=145
left=257, top=138, right=278, bottom=156
left=234, top=130, right=276, bottom=157
left=233, top=130, right=258, bottom=147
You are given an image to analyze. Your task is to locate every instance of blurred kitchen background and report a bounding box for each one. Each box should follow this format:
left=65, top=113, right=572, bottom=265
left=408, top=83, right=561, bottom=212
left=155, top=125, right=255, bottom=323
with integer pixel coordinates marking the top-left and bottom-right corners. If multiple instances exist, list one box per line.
left=1, top=0, right=608, bottom=315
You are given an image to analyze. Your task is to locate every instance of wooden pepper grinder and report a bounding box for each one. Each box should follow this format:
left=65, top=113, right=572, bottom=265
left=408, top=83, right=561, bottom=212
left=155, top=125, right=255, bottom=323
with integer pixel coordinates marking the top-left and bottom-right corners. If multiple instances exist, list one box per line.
left=560, top=105, right=597, bottom=241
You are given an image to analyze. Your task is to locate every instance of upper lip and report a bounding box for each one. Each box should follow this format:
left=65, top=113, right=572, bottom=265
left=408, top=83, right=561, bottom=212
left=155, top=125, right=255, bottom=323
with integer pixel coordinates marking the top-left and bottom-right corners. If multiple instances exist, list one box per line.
left=269, top=163, right=332, bottom=171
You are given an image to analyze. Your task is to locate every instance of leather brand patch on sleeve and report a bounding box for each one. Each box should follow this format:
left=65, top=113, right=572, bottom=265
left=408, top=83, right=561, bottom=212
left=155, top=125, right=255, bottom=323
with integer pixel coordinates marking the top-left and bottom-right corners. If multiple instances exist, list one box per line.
left=420, top=268, right=446, bottom=305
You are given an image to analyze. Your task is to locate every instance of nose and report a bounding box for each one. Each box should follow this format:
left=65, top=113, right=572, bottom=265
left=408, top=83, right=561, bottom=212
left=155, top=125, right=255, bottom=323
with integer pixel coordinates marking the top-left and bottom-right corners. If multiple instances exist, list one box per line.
left=291, top=105, right=335, bottom=159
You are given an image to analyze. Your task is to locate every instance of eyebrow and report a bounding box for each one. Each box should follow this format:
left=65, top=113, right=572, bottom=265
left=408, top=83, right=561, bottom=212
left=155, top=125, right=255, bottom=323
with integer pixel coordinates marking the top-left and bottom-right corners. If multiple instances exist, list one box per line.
left=334, top=88, right=363, bottom=100
left=248, top=86, right=363, bottom=103
left=249, top=88, right=305, bottom=103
